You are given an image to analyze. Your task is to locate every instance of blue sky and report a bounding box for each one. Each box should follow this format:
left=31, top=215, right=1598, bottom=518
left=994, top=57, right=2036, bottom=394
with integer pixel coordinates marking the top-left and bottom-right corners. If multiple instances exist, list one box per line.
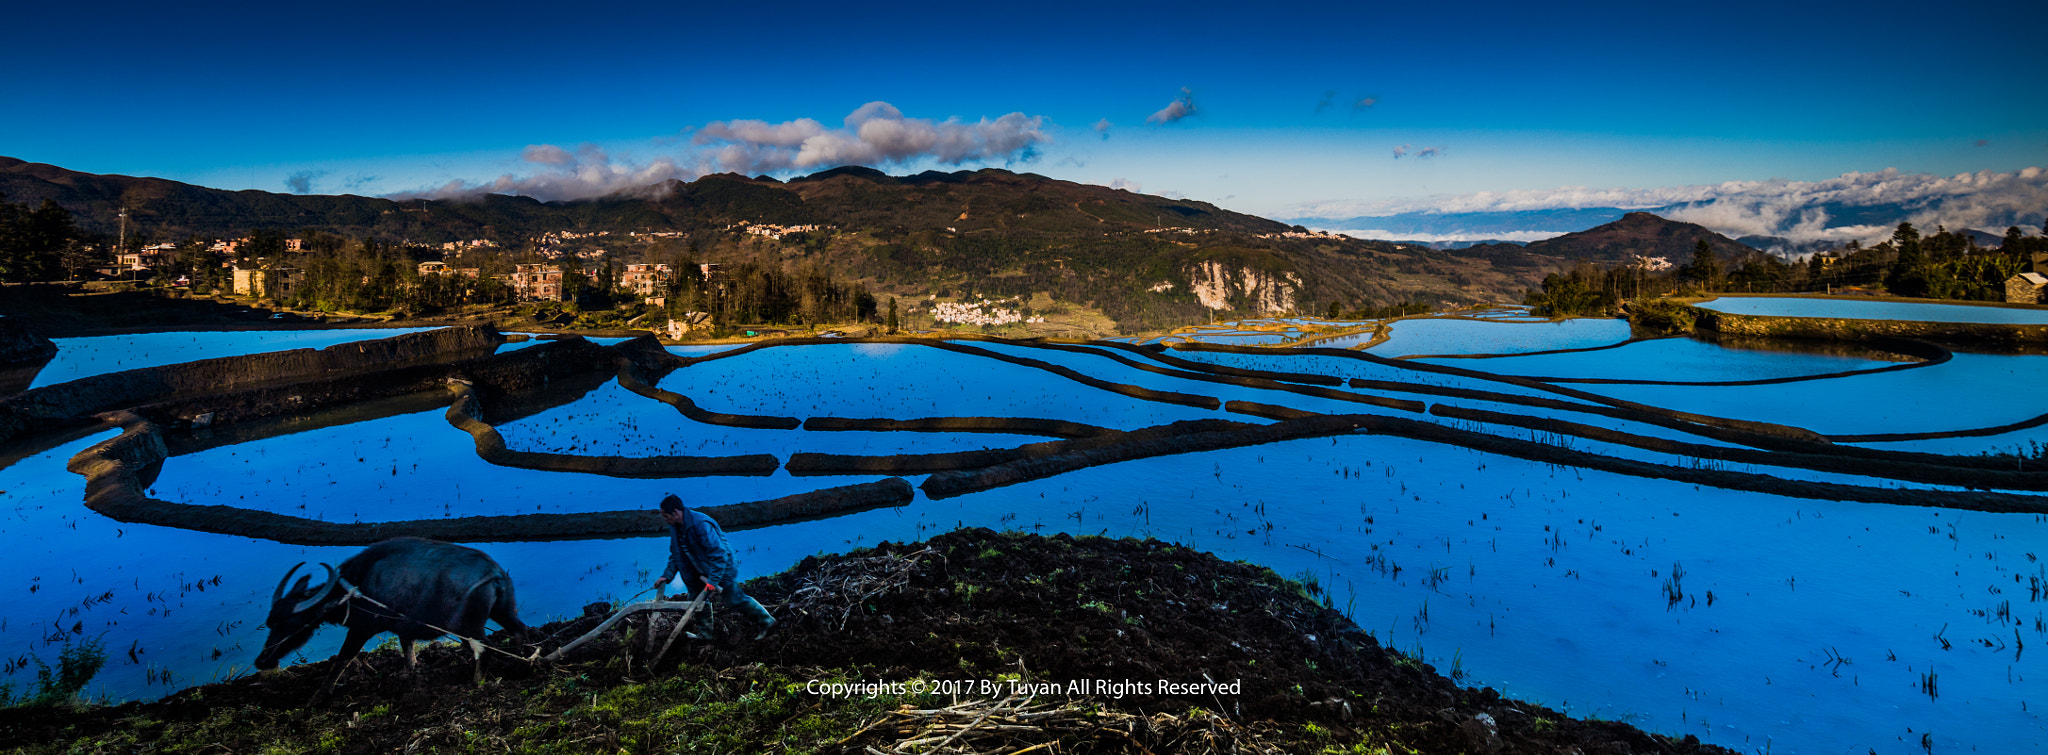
left=9, top=0, right=2046, bottom=228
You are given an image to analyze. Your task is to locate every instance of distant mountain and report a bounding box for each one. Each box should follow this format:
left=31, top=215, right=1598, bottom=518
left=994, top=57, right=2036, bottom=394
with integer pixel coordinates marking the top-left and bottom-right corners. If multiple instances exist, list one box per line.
left=1962, top=228, right=2007, bottom=248
left=1465, top=212, right=1758, bottom=266
left=1734, top=235, right=1836, bottom=259
left=1290, top=207, right=1631, bottom=240
left=1293, top=201, right=2036, bottom=252
left=1, top=157, right=1587, bottom=329
left=1379, top=239, right=1529, bottom=251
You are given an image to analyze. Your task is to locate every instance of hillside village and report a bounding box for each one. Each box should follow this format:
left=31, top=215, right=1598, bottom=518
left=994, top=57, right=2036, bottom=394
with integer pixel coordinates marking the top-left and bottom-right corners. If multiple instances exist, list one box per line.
left=6, top=160, right=2048, bottom=343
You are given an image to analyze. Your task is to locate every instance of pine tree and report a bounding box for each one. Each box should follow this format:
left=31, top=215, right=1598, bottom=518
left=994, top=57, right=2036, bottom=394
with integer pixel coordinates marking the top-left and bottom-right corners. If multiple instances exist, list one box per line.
left=1689, top=239, right=1721, bottom=289
left=887, top=297, right=899, bottom=333
left=1885, top=222, right=1927, bottom=296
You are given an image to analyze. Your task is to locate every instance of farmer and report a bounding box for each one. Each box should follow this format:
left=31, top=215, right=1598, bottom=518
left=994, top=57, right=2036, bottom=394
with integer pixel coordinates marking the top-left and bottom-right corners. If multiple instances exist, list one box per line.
left=654, top=493, right=777, bottom=639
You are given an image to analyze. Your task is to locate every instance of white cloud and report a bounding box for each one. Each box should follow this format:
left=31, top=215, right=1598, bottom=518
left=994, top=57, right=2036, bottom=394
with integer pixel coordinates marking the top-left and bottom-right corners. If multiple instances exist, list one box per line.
left=693, top=102, right=1049, bottom=175
left=520, top=145, right=577, bottom=166
left=1333, top=229, right=1566, bottom=244
left=397, top=145, right=696, bottom=202
left=1106, top=177, right=1142, bottom=193
left=401, top=102, right=1053, bottom=201
left=693, top=118, right=825, bottom=149
left=1147, top=88, right=1196, bottom=125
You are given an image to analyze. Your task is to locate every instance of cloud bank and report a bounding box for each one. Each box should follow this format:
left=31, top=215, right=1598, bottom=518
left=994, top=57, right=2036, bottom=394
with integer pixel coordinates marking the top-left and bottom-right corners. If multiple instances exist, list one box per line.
left=1333, top=229, right=1567, bottom=244
left=1292, top=167, right=2048, bottom=243
left=403, top=102, right=1052, bottom=201
left=402, top=145, right=696, bottom=202
left=694, top=102, right=1049, bottom=174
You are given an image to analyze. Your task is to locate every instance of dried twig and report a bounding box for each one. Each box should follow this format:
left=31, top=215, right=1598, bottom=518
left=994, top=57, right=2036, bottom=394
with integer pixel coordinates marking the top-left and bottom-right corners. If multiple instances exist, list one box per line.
left=784, top=547, right=942, bottom=630
left=833, top=690, right=1287, bottom=754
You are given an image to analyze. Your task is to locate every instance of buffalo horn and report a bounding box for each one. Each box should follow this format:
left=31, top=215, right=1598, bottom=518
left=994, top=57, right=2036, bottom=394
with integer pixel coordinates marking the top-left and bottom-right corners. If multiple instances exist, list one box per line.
left=290, top=563, right=340, bottom=615
left=273, top=562, right=307, bottom=602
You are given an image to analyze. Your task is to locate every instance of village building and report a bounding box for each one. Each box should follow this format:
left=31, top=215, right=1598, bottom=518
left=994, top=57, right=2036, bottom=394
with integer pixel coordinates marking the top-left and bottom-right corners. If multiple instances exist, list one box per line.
left=622, top=263, right=670, bottom=297
left=509, top=263, right=565, bottom=301
left=2006, top=272, right=2047, bottom=304
left=731, top=221, right=825, bottom=240
left=231, top=263, right=302, bottom=299
left=115, top=243, right=176, bottom=272
left=665, top=311, right=711, bottom=339
left=418, top=262, right=484, bottom=278
left=507, top=263, right=600, bottom=301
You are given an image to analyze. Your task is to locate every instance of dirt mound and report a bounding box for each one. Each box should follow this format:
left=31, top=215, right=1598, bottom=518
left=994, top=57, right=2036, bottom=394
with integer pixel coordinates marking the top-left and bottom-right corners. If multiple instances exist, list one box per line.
left=0, top=529, right=1728, bottom=754
left=0, top=317, right=56, bottom=367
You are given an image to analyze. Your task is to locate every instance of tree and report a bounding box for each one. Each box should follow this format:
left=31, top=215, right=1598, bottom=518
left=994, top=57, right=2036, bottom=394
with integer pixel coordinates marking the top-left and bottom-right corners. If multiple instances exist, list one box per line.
left=57, top=240, right=106, bottom=281
left=0, top=198, right=80, bottom=282
left=558, top=256, right=587, bottom=308
left=595, top=251, right=619, bottom=302
left=1525, top=262, right=1617, bottom=317
left=1327, top=300, right=1342, bottom=320
left=1684, top=238, right=1720, bottom=289
left=1729, top=251, right=1789, bottom=293
left=887, top=297, right=899, bottom=333
left=1885, top=222, right=1929, bottom=297
left=0, top=195, right=25, bottom=281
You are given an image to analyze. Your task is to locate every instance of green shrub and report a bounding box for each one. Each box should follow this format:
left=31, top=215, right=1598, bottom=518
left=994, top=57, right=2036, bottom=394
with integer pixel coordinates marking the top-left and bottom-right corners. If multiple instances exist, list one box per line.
left=1626, top=298, right=1696, bottom=336
left=1, top=636, right=107, bottom=708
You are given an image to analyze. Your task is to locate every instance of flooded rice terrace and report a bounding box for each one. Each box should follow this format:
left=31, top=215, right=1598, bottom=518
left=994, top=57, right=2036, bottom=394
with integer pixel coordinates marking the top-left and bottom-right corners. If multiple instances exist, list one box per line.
left=3, top=299, right=2047, bottom=754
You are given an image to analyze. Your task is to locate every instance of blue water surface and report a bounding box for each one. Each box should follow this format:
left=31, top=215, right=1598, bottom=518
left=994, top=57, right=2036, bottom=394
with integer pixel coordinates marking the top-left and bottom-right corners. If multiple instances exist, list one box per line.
left=4, top=322, right=2045, bottom=755
left=31, top=329, right=439, bottom=389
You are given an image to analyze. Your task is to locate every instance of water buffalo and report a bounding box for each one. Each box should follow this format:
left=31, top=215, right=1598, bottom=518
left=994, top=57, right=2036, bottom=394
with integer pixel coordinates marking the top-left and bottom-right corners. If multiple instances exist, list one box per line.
left=254, top=537, right=529, bottom=699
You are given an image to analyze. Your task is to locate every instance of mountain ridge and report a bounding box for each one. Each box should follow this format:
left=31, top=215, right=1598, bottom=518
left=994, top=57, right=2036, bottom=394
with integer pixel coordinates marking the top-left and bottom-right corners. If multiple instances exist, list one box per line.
left=9, top=158, right=1786, bottom=330
left=1458, top=211, right=1760, bottom=265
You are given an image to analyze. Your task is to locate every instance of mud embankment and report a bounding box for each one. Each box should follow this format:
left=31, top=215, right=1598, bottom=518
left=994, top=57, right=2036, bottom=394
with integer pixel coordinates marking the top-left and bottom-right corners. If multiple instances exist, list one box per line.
left=33, top=327, right=912, bottom=544
left=0, top=318, right=56, bottom=396
left=918, top=410, right=2048, bottom=514
left=1691, top=306, right=2048, bottom=345
left=1159, top=340, right=1834, bottom=445
left=792, top=418, right=1253, bottom=476
left=0, top=325, right=505, bottom=444
left=68, top=412, right=910, bottom=546
left=665, top=336, right=1225, bottom=411
left=444, top=381, right=780, bottom=477
left=0, top=318, right=57, bottom=366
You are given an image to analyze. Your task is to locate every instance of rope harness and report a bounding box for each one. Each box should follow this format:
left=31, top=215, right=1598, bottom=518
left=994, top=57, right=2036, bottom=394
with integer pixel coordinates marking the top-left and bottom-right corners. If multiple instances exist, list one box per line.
left=259, top=576, right=717, bottom=668
left=333, top=577, right=543, bottom=662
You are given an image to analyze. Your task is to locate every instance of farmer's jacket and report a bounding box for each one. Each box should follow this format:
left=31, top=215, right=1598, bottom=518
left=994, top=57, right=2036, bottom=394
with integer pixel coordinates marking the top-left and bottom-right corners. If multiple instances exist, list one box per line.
left=660, top=508, right=737, bottom=589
